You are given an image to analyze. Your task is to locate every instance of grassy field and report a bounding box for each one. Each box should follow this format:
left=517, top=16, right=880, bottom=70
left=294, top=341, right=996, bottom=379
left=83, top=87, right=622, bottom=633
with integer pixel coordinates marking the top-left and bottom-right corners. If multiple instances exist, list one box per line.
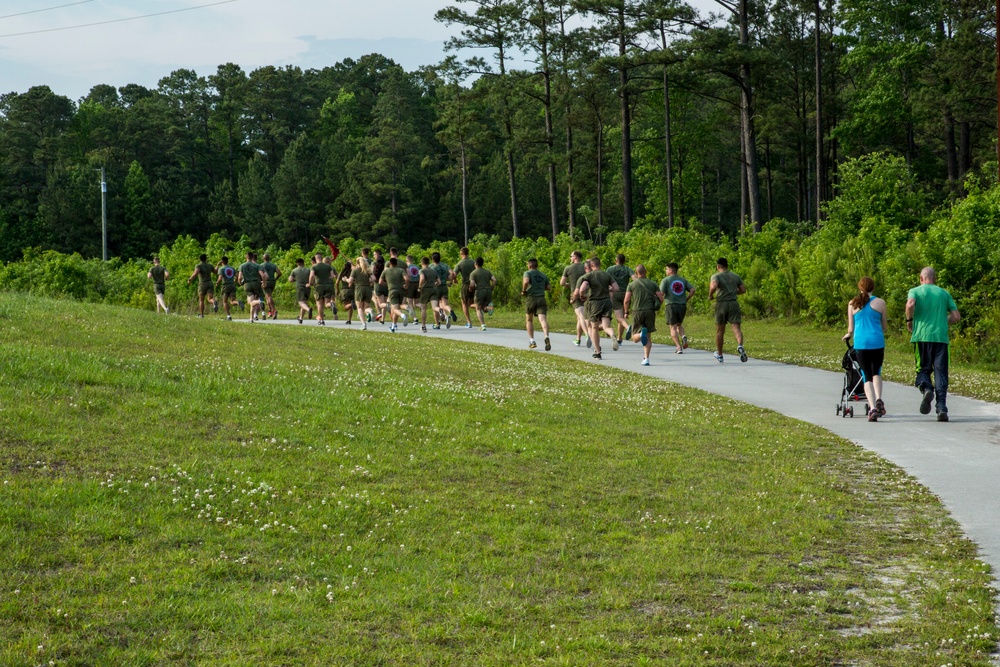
left=0, top=294, right=996, bottom=666
left=483, top=306, right=1000, bottom=404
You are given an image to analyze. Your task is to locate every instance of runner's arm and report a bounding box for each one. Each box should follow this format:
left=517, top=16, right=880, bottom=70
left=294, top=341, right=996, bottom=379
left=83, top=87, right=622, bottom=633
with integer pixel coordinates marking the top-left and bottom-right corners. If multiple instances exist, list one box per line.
left=164, top=271, right=170, bottom=280
left=904, top=297, right=915, bottom=332
left=948, top=308, right=961, bottom=325
left=521, top=275, right=529, bottom=295
left=187, top=268, right=199, bottom=283
left=308, top=270, right=317, bottom=287
left=708, top=279, right=718, bottom=300
left=843, top=304, right=855, bottom=341
left=623, top=290, right=631, bottom=314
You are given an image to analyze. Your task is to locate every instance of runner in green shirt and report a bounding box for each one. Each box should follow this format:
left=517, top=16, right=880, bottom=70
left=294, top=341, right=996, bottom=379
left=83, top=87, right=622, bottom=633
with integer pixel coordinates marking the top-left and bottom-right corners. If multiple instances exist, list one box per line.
left=577, top=257, right=619, bottom=359
left=560, top=251, right=588, bottom=346
left=469, top=257, right=496, bottom=331
left=659, top=262, right=695, bottom=354
left=349, top=257, right=374, bottom=330
left=454, top=246, right=477, bottom=328
left=237, top=252, right=266, bottom=322
left=521, top=258, right=551, bottom=349
left=431, top=252, right=456, bottom=329
left=708, top=257, right=747, bottom=363
left=336, top=261, right=355, bottom=325
left=186, top=253, right=217, bottom=318
left=379, top=257, right=409, bottom=331
left=417, top=256, right=441, bottom=333
left=288, top=257, right=311, bottom=324
left=259, top=253, right=282, bottom=320
left=147, top=256, right=170, bottom=315
left=309, top=254, right=336, bottom=325
left=905, top=267, right=961, bottom=421
left=215, top=256, right=239, bottom=321
left=404, top=254, right=421, bottom=321
left=607, top=254, right=634, bottom=344
left=624, top=265, right=662, bottom=366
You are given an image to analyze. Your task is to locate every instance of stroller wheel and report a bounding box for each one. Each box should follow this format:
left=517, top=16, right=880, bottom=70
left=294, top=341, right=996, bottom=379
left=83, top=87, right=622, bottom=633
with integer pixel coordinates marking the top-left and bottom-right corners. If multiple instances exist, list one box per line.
left=836, top=404, right=842, bottom=416
left=847, top=406, right=854, bottom=418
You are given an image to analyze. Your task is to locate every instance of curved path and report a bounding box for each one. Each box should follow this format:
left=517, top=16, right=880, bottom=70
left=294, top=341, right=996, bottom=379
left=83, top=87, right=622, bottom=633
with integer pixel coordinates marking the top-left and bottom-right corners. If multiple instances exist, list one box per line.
left=265, top=318, right=1000, bottom=579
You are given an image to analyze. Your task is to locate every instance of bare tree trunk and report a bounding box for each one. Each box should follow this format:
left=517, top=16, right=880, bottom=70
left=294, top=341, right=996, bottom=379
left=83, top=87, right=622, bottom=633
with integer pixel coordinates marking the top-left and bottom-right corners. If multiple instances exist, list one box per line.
left=814, top=0, right=825, bottom=222
left=700, top=167, right=707, bottom=226
left=558, top=4, right=576, bottom=235
left=619, top=7, right=634, bottom=231
left=740, top=132, right=748, bottom=230
left=660, top=22, right=675, bottom=228
left=498, top=42, right=520, bottom=237
left=738, top=0, right=762, bottom=231
left=461, top=143, right=470, bottom=246
left=537, top=4, right=559, bottom=240
left=597, top=121, right=605, bottom=231
left=959, top=120, right=971, bottom=180
left=944, top=111, right=958, bottom=190
left=716, top=166, right=722, bottom=230
left=765, top=137, right=774, bottom=221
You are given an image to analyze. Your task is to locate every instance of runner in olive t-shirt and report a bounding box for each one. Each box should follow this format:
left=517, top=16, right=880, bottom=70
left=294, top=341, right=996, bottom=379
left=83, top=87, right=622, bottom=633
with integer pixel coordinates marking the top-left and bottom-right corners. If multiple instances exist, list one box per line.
left=905, top=267, right=961, bottom=421
left=404, top=255, right=420, bottom=321
left=469, top=257, right=495, bottom=331
left=216, top=256, right=238, bottom=321
left=379, top=257, right=409, bottom=332
left=288, top=258, right=311, bottom=324
left=147, top=256, right=170, bottom=314
left=309, top=255, right=336, bottom=325
left=187, top=253, right=217, bottom=318
left=431, top=252, right=456, bottom=329
left=259, top=253, right=281, bottom=320
left=521, top=258, right=551, bottom=350
left=349, top=259, right=373, bottom=330
left=577, top=257, right=619, bottom=359
left=337, top=261, right=355, bottom=324
left=659, top=263, right=695, bottom=354
left=238, top=252, right=265, bottom=322
left=454, top=247, right=477, bottom=328
left=560, top=251, right=588, bottom=346
left=624, top=265, right=662, bottom=366
left=417, top=257, right=441, bottom=333
left=708, top=257, right=747, bottom=363
left=607, top=254, right=633, bottom=343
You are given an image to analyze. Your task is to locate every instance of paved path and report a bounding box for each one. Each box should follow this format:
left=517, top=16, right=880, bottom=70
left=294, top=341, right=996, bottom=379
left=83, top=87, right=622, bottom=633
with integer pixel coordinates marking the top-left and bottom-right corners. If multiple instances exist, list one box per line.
left=264, top=317, right=1000, bottom=578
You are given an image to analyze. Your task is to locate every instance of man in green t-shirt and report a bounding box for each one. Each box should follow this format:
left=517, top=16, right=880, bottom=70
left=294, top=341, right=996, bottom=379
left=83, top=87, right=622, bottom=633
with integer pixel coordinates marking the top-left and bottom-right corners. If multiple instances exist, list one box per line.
left=469, top=257, right=496, bottom=331
left=607, top=254, right=634, bottom=344
left=624, top=264, right=662, bottom=366
left=417, top=256, right=441, bottom=333
left=660, top=262, right=695, bottom=354
left=379, top=256, right=409, bottom=332
left=404, top=254, right=421, bottom=321
left=576, top=257, right=619, bottom=360
left=259, top=253, right=282, bottom=320
left=349, top=257, right=374, bottom=330
left=215, top=256, right=239, bottom=321
left=521, top=258, right=551, bottom=350
left=905, top=267, right=961, bottom=421
left=288, top=257, right=312, bottom=324
left=454, top=246, right=477, bottom=328
left=237, top=252, right=266, bottom=322
left=560, top=251, right=588, bottom=346
left=186, top=253, right=217, bottom=318
left=309, top=253, right=336, bottom=325
left=708, top=257, right=747, bottom=363
left=147, top=256, right=170, bottom=314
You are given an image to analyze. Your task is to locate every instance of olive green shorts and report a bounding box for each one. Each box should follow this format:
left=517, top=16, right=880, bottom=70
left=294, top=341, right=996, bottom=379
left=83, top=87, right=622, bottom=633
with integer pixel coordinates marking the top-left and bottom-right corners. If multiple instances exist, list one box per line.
left=525, top=295, right=547, bottom=316
left=631, top=309, right=657, bottom=334
left=584, top=298, right=614, bottom=323
left=355, top=286, right=373, bottom=304
left=715, top=300, right=742, bottom=325
left=666, top=303, right=687, bottom=325
left=198, top=284, right=214, bottom=297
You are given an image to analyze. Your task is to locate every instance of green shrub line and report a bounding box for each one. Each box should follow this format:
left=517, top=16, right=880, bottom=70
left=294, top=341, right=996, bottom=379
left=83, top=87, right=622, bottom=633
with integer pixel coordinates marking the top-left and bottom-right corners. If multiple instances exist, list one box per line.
left=3, top=154, right=1000, bottom=362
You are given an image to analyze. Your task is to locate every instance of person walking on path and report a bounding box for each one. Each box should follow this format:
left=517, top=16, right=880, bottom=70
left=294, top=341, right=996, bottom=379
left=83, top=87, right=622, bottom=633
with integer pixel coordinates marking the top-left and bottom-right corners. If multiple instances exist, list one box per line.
left=148, top=256, right=170, bottom=314
left=708, top=257, right=748, bottom=363
left=607, top=254, right=634, bottom=344
left=843, top=277, right=889, bottom=422
left=469, top=257, right=496, bottom=332
left=906, top=267, right=961, bottom=422
left=576, top=257, right=619, bottom=360
left=187, top=253, right=217, bottom=318
left=216, top=256, right=238, bottom=321
left=289, top=258, right=311, bottom=324
left=624, top=264, right=662, bottom=366
left=560, top=251, right=588, bottom=347
left=521, top=258, right=552, bottom=349
left=259, top=253, right=281, bottom=320
left=454, top=246, right=477, bottom=328
left=660, top=263, right=695, bottom=354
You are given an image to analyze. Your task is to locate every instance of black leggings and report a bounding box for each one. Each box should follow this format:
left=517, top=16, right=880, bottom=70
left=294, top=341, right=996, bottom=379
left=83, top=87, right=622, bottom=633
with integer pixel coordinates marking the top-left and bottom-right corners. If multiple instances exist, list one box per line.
left=855, top=347, right=884, bottom=382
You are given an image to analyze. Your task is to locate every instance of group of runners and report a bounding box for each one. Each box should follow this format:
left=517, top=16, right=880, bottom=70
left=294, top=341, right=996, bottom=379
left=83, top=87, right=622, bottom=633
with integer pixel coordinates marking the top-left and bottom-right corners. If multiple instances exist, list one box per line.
left=151, top=246, right=753, bottom=365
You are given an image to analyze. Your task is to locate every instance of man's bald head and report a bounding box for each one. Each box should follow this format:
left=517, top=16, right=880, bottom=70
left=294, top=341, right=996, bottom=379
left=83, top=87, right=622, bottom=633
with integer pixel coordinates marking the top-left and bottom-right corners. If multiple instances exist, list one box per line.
left=920, top=267, right=937, bottom=284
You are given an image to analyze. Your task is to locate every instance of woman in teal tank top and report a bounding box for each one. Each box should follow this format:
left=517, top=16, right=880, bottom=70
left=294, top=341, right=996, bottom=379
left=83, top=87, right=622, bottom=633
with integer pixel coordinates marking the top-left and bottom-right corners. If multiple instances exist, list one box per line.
left=843, top=277, right=888, bottom=422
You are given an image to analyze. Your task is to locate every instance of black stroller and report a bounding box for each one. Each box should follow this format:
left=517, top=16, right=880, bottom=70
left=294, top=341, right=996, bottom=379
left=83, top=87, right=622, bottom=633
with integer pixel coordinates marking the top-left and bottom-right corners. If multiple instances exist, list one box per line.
left=836, top=342, right=868, bottom=418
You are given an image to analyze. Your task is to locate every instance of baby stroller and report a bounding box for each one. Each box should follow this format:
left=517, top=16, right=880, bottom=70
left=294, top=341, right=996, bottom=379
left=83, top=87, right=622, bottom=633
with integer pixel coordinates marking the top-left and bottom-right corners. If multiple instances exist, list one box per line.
left=836, top=342, right=868, bottom=418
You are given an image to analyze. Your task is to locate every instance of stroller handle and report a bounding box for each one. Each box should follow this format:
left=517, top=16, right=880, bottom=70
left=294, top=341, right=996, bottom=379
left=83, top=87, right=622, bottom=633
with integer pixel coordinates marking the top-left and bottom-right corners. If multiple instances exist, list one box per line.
left=844, top=338, right=853, bottom=350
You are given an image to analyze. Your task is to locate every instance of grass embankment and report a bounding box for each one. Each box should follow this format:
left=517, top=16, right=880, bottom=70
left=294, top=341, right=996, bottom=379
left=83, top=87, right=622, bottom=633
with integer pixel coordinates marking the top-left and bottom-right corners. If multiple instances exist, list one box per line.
left=0, top=295, right=995, bottom=666
left=485, top=307, right=1000, bottom=404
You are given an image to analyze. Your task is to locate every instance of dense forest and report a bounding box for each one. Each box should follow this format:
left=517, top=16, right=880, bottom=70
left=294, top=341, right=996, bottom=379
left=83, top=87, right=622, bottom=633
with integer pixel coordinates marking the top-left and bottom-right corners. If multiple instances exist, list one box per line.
left=0, top=0, right=996, bottom=264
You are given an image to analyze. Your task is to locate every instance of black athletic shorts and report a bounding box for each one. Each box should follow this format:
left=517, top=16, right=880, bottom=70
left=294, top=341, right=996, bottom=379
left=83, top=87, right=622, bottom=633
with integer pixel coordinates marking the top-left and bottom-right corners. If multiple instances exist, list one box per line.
left=855, top=347, right=885, bottom=382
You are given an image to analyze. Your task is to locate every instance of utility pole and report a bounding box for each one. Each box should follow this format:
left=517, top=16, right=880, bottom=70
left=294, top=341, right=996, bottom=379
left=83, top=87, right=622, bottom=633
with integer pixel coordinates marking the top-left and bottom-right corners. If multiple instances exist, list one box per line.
left=95, top=167, right=107, bottom=261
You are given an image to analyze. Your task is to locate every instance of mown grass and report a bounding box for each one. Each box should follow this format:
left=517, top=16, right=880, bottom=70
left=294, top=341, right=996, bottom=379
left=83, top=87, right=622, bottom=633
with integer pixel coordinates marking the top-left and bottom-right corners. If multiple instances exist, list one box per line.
left=485, top=306, right=1000, bottom=404
left=0, top=294, right=996, bottom=666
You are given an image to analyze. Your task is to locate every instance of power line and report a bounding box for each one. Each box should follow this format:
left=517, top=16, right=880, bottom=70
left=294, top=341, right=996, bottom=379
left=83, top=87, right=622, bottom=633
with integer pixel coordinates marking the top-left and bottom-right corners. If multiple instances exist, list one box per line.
left=0, top=1, right=94, bottom=21
left=0, top=0, right=240, bottom=38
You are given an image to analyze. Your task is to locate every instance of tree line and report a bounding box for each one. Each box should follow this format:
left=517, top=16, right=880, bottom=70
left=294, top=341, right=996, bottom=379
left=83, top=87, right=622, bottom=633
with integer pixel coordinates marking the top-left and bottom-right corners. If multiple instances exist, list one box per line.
left=0, top=0, right=995, bottom=265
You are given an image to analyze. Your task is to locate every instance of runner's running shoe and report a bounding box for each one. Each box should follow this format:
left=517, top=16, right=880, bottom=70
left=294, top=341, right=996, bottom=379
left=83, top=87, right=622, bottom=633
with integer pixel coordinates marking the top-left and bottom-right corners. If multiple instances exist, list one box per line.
left=714, top=352, right=724, bottom=363
left=639, top=327, right=649, bottom=346
left=738, top=345, right=748, bottom=363
left=544, top=337, right=551, bottom=351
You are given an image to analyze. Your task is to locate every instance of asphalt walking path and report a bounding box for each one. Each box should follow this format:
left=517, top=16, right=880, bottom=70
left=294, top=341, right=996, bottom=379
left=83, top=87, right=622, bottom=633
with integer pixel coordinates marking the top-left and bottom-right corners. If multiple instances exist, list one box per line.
left=263, top=316, right=1000, bottom=580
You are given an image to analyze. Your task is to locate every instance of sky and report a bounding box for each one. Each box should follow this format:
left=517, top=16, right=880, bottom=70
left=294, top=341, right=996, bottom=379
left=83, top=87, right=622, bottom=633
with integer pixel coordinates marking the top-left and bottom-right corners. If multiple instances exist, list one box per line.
left=0, top=0, right=720, bottom=101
